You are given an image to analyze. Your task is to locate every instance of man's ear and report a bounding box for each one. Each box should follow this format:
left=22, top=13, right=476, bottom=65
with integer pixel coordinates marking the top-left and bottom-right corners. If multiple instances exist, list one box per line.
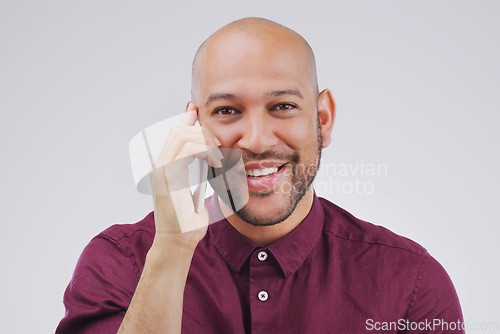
left=317, top=89, right=336, bottom=148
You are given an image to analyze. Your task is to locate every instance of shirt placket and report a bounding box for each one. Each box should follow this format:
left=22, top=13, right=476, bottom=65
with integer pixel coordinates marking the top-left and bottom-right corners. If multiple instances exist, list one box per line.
left=248, top=248, right=281, bottom=334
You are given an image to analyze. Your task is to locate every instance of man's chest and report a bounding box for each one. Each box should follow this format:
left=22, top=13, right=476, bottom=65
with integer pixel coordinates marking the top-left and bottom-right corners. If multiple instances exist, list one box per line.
left=180, top=246, right=414, bottom=334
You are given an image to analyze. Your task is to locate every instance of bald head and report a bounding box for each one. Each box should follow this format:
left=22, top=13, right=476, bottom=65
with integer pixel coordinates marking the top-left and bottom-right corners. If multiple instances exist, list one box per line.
left=191, top=17, right=318, bottom=103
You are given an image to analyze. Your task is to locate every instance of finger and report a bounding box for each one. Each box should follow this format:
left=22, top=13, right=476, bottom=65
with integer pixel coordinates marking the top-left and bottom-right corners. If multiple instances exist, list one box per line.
left=197, top=126, right=222, bottom=147
left=175, top=142, right=222, bottom=168
left=188, top=128, right=223, bottom=163
left=196, top=126, right=224, bottom=161
left=180, top=102, right=198, bottom=126
left=159, top=142, right=214, bottom=188
left=168, top=126, right=218, bottom=147
left=157, top=127, right=223, bottom=167
left=193, top=160, right=208, bottom=213
left=174, top=116, right=222, bottom=153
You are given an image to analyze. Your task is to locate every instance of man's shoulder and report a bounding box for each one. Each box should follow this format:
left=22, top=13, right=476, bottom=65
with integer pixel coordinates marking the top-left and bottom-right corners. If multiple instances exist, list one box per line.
left=96, top=211, right=156, bottom=247
left=318, top=197, right=427, bottom=257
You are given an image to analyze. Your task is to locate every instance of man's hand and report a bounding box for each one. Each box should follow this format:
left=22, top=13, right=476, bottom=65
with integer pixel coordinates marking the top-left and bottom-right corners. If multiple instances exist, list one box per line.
left=149, top=101, right=222, bottom=247
left=118, top=101, right=222, bottom=334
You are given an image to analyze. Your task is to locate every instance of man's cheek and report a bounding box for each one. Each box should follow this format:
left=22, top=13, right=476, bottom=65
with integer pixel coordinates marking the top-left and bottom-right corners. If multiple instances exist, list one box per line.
left=280, top=120, right=313, bottom=145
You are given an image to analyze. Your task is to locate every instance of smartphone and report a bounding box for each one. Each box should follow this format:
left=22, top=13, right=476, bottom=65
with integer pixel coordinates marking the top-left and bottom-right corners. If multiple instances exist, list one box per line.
left=192, top=119, right=208, bottom=213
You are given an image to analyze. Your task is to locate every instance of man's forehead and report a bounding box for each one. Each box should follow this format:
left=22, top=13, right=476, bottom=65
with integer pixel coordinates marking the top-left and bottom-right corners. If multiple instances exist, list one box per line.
left=191, top=18, right=318, bottom=102
left=196, top=36, right=311, bottom=96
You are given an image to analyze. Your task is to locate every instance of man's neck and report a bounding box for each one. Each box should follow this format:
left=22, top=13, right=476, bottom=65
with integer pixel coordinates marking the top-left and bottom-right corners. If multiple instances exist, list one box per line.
left=218, top=188, right=314, bottom=247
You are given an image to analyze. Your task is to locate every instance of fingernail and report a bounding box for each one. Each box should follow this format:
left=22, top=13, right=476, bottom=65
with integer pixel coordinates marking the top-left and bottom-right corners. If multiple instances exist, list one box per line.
left=211, top=157, right=223, bottom=168
left=214, top=137, right=222, bottom=146
left=186, top=102, right=195, bottom=111
left=213, top=147, right=224, bottom=160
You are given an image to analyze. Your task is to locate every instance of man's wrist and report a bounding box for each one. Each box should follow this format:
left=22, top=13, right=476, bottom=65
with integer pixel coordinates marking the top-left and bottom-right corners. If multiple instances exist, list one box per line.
left=146, top=235, right=196, bottom=271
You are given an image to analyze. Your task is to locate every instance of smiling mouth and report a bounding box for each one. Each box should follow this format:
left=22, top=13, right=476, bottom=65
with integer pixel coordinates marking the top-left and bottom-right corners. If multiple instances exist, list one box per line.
left=245, top=164, right=287, bottom=178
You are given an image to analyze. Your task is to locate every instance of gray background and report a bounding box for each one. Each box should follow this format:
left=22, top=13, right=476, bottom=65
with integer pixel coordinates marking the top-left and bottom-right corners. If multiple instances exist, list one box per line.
left=1, top=1, right=498, bottom=333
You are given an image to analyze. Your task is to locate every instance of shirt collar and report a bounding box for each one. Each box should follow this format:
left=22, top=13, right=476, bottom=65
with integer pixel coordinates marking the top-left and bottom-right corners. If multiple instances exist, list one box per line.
left=206, top=192, right=325, bottom=278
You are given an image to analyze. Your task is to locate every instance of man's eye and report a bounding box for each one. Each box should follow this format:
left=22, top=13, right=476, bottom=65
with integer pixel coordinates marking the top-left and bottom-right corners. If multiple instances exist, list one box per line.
left=213, top=107, right=238, bottom=116
left=274, top=103, right=296, bottom=111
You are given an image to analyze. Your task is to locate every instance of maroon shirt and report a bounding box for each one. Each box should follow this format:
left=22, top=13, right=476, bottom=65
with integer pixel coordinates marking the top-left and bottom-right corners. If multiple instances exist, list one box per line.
left=57, top=194, right=464, bottom=333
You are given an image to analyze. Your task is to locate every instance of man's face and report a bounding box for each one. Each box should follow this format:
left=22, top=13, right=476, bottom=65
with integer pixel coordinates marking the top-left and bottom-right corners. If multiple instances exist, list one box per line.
left=196, top=33, right=322, bottom=226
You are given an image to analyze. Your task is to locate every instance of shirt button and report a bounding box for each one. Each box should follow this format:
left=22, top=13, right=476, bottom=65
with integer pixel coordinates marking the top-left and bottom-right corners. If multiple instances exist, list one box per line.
left=257, top=251, right=268, bottom=261
left=258, top=290, right=268, bottom=302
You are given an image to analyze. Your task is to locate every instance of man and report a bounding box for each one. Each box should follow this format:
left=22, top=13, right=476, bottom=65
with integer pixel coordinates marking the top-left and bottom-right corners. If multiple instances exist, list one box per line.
left=57, top=17, right=464, bottom=333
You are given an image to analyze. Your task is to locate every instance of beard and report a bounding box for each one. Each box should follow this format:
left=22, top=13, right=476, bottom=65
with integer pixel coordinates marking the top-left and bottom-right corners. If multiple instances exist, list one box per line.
left=230, top=116, right=323, bottom=227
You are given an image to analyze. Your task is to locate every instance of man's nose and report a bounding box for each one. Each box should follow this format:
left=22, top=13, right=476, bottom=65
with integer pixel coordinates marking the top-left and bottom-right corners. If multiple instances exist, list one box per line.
left=237, top=112, right=279, bottom=154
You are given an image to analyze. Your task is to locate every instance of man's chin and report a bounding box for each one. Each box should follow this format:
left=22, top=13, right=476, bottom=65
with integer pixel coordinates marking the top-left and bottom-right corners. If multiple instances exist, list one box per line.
left=235, top=192, right=294, bottom=226
left=247, top=188, right=287, bottom=201
left=248, top=189, right=275, bottom=197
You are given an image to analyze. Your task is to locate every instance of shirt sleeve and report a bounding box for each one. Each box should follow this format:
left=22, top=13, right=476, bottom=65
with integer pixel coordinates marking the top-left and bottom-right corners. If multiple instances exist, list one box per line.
left=402, top=252, right=465, bottom=334
left=56, top=235, right=139, bottom=334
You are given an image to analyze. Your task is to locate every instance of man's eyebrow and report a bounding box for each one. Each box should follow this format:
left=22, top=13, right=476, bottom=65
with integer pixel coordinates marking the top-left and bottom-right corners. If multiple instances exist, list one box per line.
left=205, top=89, right=304, bottom=106
left=266, top=89, right=304, bottom=99
left=205, top=93, right=237, bottom=106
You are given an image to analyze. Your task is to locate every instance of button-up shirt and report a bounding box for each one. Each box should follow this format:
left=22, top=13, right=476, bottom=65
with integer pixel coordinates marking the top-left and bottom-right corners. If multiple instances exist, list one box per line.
left=57, top=193, right=464, bottom=333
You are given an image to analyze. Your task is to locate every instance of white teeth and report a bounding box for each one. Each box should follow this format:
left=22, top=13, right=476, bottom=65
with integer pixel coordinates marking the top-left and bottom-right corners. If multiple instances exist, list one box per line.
left=246, top=167, right=279, bottom=177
